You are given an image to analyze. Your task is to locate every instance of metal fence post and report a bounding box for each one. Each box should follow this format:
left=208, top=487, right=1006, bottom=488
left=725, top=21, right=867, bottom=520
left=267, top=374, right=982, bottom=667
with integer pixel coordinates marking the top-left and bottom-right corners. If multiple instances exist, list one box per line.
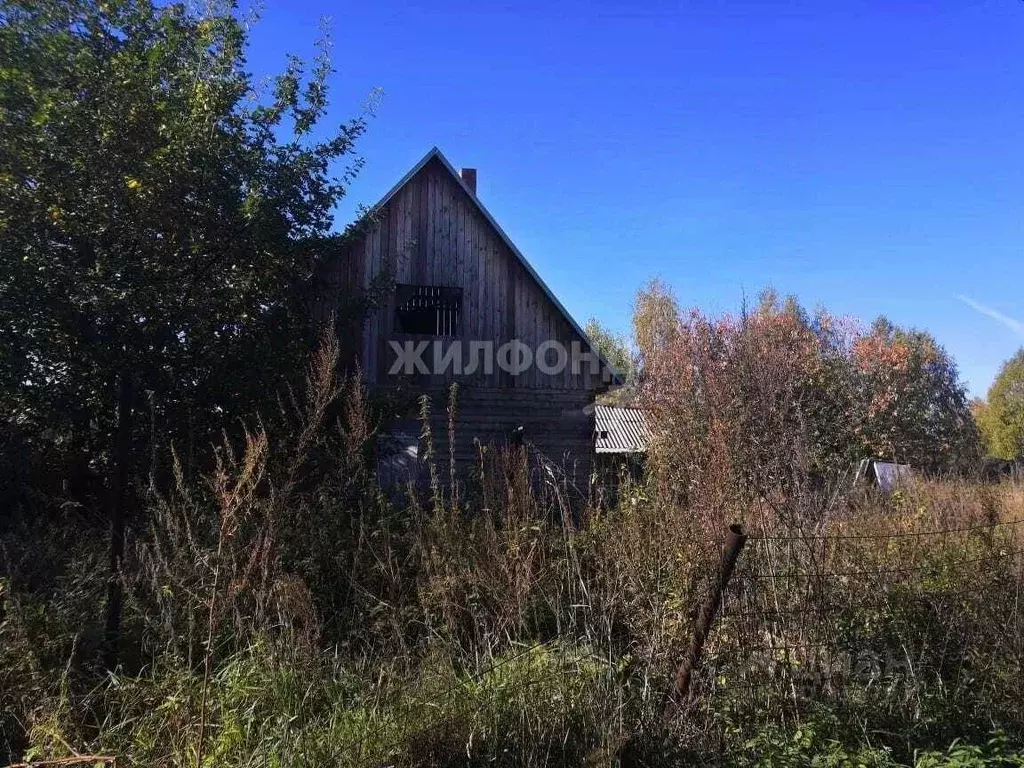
left=667, top=523, right=748, bottom=712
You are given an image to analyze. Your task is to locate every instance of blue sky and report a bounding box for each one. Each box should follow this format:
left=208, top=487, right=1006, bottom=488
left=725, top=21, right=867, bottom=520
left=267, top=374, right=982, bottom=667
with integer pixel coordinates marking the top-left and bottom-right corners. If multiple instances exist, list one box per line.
left=245, top=0, right=1024, bottom=397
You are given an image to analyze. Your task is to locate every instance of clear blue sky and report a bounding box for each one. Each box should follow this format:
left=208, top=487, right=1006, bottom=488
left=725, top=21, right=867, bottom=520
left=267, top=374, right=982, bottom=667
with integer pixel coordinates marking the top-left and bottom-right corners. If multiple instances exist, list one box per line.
left=244, top=0, right=1024, bottom=397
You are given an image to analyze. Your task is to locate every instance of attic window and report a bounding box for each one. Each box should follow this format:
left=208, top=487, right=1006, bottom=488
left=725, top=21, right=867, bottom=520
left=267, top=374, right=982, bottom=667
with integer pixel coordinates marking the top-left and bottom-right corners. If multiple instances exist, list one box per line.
left=394, top=284, right=462, bottom=336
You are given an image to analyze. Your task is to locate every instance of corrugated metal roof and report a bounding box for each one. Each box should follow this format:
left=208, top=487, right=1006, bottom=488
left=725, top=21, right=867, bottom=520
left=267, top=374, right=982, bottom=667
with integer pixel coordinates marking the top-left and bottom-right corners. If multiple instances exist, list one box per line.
left=594, top=405, right=650, bottom=454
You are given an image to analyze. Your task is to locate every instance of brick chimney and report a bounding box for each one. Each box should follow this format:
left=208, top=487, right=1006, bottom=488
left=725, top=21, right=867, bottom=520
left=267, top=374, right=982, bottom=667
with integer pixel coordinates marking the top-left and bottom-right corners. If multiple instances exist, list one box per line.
left=460, top=167, right=477, bottom=196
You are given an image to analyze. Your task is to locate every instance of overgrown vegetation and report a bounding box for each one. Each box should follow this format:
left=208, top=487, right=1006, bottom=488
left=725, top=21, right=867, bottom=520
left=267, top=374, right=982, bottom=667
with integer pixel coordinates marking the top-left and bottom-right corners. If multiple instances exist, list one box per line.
left=976, top=349, right=1024, bottom=461
left=635, top=282, right=981, bottom=489
left=3, top=2, right=1022, bottom=765
left=3, top=323, right=1023, bottom=765
left=0, top=0, right=388, bottom=677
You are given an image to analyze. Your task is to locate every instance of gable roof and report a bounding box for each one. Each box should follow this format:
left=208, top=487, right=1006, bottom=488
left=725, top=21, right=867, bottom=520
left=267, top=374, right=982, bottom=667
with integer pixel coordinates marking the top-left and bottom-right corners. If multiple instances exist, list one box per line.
left=371, top=147, right=624, bottom=387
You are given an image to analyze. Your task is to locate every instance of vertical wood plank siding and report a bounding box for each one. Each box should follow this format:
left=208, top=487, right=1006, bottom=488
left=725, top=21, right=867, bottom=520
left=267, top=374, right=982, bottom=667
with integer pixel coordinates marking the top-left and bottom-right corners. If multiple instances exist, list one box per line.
left=340, top=157, right=604, bottom=391
left=325, top=155, right=609, bottom=474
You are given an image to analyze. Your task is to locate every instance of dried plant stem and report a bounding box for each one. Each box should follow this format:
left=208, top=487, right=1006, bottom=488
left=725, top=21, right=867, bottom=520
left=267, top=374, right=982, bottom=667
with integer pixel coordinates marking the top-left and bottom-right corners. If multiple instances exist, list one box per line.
left=196, top=532, right=225, bottom=767
left=4, top=758, right=116, bottom=767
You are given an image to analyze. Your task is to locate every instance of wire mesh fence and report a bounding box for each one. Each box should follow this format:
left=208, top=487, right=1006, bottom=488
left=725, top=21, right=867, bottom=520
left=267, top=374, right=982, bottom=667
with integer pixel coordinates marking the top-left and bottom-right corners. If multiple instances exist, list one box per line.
left=691, top=515, right=1024, bottom=717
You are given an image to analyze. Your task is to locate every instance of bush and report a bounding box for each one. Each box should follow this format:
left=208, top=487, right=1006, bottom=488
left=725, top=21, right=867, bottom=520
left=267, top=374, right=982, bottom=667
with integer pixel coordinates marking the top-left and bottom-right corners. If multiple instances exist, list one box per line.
left=1, top=325, right=1018, bottom=766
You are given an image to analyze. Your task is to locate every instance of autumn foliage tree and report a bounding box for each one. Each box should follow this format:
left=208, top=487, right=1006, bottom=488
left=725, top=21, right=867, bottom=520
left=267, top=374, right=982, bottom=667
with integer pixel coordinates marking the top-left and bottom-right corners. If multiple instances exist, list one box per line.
left=632, top=278, right=680, bottom=371
left=637, top=288, right=980, bottom=523
left=851, top=318, right=980, bottom=471
left=638, top=290, right=857, bottom=523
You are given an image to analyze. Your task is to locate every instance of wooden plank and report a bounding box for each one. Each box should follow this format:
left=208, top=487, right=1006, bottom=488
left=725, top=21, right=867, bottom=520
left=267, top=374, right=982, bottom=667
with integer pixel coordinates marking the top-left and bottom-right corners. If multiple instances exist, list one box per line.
left=564, top=315, right=573, bottom=389
left=389, top=186, right=403, bottom=281
left=540, top=298, right=551, bottom=390
left=359, top=238, right=373, bottom=383
left=472, top=206, right=484, bottom=344
left=537, top=305, right=548, bottom=390
left=443, top=182, right=453, bottom=281
left=427, top=165, right=438, bottom=284
left=423, top=168, right=433, bottom=285
left=490, top=235, right=501, bottom=386
left=503, top=246, right=515, bottom=388
left=416, top=166, right=428, bottom=285
left=462, top=198, right=476, bottom=341
left=454, top=187, right=466, bottom=319
left=491, top=235, right=502, bottom=386
left=369, top=219, right=381, bottom=387
left=434, top=169, right=446, bottom=286
left=519, top=265, right=528, bottom=388
left=400, top=183, right=413, bottom=283
left=377, top=201, right=394, bottom=383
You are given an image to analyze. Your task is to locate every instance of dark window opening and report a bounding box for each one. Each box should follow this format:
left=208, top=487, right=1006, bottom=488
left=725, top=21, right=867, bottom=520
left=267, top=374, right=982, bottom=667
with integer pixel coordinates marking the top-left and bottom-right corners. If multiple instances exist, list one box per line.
left=394, top=284, right=463, bottom=336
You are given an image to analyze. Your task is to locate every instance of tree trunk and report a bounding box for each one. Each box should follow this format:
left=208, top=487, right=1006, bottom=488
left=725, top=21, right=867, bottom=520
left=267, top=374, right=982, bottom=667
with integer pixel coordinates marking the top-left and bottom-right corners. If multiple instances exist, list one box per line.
left=102, top=370, right=133, bottom=672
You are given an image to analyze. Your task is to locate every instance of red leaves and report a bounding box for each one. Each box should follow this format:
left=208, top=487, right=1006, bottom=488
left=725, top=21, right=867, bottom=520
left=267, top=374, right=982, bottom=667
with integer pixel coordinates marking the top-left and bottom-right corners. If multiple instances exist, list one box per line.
left=639, top=295, right=979, bottom=497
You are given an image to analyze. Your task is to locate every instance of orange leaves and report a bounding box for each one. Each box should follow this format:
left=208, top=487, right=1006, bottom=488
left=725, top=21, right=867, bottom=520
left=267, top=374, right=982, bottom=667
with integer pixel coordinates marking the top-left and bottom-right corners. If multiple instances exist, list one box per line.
left=852, top=334, right=912, bottom=375
left=637, top=291, right=980, bottom=488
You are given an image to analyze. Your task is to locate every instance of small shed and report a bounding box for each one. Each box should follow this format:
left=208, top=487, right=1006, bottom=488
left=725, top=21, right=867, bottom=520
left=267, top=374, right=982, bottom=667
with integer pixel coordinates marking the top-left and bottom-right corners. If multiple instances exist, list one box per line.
left=593, top=405, right=649, bottom=490
left=853, top=459, right=914, bottom=493
left=594, top=405, right=650, bottom=455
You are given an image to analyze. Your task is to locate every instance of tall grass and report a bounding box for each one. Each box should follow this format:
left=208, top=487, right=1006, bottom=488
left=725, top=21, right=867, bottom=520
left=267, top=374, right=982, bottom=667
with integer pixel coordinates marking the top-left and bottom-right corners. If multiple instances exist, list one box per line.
left=2, top=334, right=1023, bottom=766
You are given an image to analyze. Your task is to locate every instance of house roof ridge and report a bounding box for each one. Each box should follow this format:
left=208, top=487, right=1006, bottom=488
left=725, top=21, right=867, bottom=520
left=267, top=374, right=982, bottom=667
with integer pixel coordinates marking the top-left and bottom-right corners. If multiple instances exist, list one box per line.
left=367, top=146, right=623, bottom=387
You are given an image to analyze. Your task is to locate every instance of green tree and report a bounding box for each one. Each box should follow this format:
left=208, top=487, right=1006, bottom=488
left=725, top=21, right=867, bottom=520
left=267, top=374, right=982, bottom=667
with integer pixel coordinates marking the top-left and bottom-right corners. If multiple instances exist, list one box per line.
left=0, top=0, right=375, bottom=667
left=585, top=317, right=635, bottom=390
left=979, top=349, right=1024, bottom=460
left=632, top=277, right=679, bottom=367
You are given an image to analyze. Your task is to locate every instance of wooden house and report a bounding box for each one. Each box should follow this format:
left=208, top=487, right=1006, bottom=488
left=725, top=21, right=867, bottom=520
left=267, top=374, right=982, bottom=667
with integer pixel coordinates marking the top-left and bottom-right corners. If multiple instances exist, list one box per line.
left=321, top=147, right=621, bottom=484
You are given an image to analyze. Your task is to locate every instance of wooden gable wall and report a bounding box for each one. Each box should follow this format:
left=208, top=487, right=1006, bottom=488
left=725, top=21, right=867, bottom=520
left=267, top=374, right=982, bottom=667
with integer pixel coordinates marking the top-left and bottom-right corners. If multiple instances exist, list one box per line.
left=346, top=156, right=607, bottom=391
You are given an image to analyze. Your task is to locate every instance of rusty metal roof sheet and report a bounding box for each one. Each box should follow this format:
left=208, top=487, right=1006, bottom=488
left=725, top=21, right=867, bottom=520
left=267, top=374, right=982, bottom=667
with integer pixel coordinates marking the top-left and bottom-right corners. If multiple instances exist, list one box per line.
left=594, top=405, right=650, bottom=454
